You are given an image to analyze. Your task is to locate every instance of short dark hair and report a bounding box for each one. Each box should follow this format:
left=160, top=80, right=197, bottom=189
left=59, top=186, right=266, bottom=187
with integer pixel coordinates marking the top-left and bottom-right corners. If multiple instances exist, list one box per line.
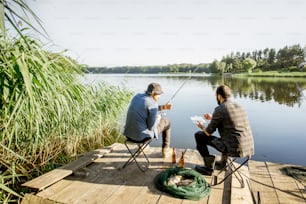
left=216, top=85, right=231, bottom=99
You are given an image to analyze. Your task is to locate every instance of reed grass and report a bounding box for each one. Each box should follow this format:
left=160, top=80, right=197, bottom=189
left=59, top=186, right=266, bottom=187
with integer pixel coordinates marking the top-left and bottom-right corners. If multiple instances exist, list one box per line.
left=0, top=34, right=133, bottom=202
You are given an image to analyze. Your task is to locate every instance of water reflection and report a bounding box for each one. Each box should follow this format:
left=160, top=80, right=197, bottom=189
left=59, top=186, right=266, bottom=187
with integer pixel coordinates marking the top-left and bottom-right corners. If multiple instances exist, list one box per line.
left=186, top=76, right=306, bottom=107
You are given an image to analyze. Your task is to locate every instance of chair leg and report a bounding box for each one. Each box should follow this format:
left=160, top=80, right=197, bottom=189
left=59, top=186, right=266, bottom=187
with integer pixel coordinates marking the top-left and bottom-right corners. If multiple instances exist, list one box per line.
left=211, top=157, right=249, bottom=187
left=229, top=161, right=245, bottom=188
left=121, top=139, right=151, bottom=172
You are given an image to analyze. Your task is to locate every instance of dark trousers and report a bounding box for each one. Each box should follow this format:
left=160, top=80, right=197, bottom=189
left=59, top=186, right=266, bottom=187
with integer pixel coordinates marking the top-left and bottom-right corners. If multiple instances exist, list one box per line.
left=194, top=131, right=227, bottom=158
left=157, top=118, right=171, bottom=149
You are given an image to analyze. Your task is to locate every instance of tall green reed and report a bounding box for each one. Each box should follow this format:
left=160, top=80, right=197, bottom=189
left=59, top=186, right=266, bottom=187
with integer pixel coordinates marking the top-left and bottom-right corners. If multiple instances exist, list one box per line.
left=0, top=34, right=133, bottom=202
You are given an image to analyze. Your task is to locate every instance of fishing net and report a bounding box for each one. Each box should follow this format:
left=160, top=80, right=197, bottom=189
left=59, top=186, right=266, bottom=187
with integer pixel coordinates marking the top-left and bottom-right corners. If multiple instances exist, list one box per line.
left=154, top=167, right=210, bottom=200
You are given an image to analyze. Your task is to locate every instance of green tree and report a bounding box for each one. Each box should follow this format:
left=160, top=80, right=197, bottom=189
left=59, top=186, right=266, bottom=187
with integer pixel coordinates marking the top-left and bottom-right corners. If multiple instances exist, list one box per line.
left=242, top=58, right=257, bottom=73
left=209, top=60, right=219, bottom=73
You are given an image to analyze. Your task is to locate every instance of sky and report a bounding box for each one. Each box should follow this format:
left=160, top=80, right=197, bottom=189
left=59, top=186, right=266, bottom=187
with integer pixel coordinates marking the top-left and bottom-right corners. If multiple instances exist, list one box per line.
left=26, top=0, right=306, bottom=67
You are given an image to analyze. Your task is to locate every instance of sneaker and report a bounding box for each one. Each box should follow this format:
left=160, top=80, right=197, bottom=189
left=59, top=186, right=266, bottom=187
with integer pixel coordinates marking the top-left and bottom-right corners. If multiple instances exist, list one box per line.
left=195, top=165, right=213, bottom=176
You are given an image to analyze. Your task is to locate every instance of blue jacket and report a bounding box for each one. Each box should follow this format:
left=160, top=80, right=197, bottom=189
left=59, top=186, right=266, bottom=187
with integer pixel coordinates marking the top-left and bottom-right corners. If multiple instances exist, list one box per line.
left=124, top=93, right=159, bottom=141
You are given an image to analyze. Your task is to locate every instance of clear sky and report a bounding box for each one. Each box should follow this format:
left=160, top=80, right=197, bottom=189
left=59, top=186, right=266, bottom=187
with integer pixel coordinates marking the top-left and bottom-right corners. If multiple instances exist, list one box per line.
left=27, top=0, right=306, bottom=67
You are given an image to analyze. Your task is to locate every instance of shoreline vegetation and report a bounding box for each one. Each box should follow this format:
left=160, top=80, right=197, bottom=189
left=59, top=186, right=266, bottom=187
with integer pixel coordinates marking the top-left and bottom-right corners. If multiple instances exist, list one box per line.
left=0, top=35, right=133, bottom=203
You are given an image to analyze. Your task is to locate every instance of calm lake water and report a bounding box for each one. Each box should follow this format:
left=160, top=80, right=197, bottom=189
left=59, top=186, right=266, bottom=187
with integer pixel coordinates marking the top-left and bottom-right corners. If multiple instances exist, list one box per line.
left=82, top=74, right=306, bottom=166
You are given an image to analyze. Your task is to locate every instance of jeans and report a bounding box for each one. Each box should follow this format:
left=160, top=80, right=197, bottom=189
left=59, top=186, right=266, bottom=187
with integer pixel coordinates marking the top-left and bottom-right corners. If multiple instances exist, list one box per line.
left=194, top=130, right=227, bottom=158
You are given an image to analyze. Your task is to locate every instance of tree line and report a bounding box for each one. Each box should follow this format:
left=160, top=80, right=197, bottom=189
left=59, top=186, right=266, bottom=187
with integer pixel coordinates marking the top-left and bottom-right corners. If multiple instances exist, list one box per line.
left=85, top=63, right=210, bottom=74
left=85, top=44, right=306, bottom=74
left=209, top=44, right=306, bottom=74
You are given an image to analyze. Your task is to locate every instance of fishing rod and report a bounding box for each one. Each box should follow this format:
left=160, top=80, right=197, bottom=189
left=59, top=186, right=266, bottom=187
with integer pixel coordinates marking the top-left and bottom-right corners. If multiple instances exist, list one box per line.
left=167, top=66, right=201, bottom=103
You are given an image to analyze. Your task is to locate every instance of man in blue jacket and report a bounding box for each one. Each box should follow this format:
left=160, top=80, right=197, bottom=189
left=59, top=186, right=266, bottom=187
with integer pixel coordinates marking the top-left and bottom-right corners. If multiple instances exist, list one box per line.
left=124, top=83, right=172, bottom=158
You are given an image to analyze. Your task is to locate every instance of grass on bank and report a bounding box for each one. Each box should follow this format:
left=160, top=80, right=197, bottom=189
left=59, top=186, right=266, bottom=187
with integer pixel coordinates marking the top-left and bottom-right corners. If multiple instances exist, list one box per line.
left=0, top=35, right=133, bottom=203
left=247, top=71, right=306, bottom=77
left=235, top=68, right=306, bottom=77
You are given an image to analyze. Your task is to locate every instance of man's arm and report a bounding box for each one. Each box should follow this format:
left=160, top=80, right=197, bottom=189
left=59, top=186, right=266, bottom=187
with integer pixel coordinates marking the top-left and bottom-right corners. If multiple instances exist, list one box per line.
left=196, top=121, right=211, bottom=136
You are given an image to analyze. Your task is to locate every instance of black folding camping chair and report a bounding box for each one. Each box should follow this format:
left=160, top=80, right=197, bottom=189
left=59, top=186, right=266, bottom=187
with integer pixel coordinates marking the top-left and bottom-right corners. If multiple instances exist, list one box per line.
left=120, top=137, right=152, bottom=172
left=211, top=154, right=251, bottom=188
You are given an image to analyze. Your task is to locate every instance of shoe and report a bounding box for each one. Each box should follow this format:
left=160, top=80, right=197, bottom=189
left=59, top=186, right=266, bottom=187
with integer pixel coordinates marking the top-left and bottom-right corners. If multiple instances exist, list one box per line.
left=195, top=165, right=213, bottom=176
left=204, top=155, right=216, bottom=170
left=162, top=147, right=171, bottom=158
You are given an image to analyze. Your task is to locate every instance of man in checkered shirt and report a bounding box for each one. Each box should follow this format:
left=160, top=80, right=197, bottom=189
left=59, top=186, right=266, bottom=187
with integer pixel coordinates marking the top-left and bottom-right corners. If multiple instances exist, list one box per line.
left=194, top=85, right=254, bottom=175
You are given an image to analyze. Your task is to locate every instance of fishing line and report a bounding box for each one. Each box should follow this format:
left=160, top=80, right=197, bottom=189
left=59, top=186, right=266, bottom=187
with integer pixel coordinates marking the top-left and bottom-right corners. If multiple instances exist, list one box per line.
left=159, top=67, right=201, bottom=118
left=167, top=66, right=201, bottom=103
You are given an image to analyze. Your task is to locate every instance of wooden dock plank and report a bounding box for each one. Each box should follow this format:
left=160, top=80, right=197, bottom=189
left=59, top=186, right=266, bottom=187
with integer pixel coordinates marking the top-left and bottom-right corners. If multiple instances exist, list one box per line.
left=44, top=144, right=127, bottom=204
left=72, top=163, right=129, bottom=204
left=207, top=179, right=224, bottom=204
left=103, top=147, right=164, bottom=204
left=21, top=194, right=64, bottom=204
left=248, top=160, right=279, bottom=204
left=207, top=156, right=226, bottom=204
left=266, top=162, right=305, bottom=204
left=230, top=165, right=253, bottom=204
left=21, top=169, right=72, bottom=191
left=22, top=143, right=120, bottom=191
left=21, top=143, right=306, bottom=204
left=46, top=144, right=161, bottom=204
left=128, top=147, right=167, bottom=204
left=36, top=179, right=74, bottom=199
left=181, top=149, right=209, bottom=204
left=129, top=177, right=163, bottom=204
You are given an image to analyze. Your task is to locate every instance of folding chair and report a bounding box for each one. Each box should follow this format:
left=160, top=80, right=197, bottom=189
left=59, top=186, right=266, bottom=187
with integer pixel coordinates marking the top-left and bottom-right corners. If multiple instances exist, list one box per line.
left=211, top=154, right=250, bottom=188
left=120, top=137, right=152, bottom=172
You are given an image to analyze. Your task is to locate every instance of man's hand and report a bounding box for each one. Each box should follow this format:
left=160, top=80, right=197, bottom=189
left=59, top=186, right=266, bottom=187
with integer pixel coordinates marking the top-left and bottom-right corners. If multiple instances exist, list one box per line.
left=164, top=102, right=172, bottom=110
left=196, top=121, right=204, bottom=129
left=197, top=120, right=211, bottom=136
left=203, top=113, right=212, bottom=120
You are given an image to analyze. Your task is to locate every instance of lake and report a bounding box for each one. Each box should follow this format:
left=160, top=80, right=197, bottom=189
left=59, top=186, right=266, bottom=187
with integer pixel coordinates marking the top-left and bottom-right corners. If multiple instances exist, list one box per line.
left=82, top=74, right=306, bottom=166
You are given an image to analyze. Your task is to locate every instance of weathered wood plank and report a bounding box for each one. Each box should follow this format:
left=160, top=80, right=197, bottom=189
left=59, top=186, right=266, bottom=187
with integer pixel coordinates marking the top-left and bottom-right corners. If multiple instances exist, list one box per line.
left=248, top=160, right=279, bottom=204
left=182, top=149, right=209, bottom=204
left=207, top=177, right=224, bottom=204
left=103, top=146, right=163, bottom=204
left=21, top=169, right=72, bottom=191
left=266, top=162, right=305, bottom=204
left=36, top=179, right=74, bottom=199
left=205, top=155, right=226, bottom=204
left=230, top=165, right=253, bottom=204
left=53, top=143, right=158, bottom=204
left=132, top=186, right=162, bottom=204
left=22, top=143, right=120, bottom=191
left=129, top=147, right=167, bottom=204
left=42, top=144, right=128, bottom=204
left=21, top=193, right=64, bottom=204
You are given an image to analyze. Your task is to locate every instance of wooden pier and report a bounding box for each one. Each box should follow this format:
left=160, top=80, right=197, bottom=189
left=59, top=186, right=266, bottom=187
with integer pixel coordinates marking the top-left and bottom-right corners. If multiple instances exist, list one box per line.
left=21, top=143, right=305, bottom=204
